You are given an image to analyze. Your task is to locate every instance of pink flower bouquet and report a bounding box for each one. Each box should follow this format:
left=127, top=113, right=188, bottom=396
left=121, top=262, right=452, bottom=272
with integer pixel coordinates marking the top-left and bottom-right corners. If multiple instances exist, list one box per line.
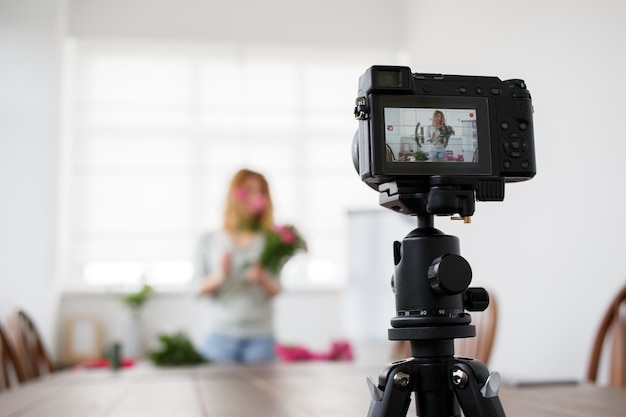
left=218, top=224, right=306, bottom=303
left=260, top=224, right=307, bottom=275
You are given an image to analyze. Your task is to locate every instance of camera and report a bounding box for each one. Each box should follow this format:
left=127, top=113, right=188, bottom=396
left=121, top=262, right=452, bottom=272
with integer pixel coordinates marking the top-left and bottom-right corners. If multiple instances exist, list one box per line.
left=353, top=67, right=531, bottom=417
left=353, top=65, right=535, bottom=217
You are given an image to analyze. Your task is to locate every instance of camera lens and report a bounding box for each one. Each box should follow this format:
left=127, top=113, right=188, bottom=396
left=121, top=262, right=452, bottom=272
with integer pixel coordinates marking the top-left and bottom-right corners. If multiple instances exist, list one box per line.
left=352, top=131, right=360, bottom=174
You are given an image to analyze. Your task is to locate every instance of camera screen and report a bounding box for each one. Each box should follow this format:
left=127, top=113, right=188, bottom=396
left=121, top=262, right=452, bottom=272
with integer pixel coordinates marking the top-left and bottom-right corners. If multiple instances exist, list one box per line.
left=384, top=107, right=478, bottom=163
left=380, top=96, right=492, bottom=176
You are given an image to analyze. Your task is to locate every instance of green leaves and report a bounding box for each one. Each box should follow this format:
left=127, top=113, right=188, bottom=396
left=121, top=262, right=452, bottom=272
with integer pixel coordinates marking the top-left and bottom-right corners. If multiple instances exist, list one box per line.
left=149, top=332, right=207, bottom=366
left=121, top=284, right=153, bottom=309
left=259, top=225, right=307, bottom=275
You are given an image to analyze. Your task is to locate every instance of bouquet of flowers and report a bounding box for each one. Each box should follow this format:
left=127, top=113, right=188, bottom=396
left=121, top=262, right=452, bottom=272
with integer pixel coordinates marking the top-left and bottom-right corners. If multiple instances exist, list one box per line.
left=217, top=224, right=307, bottom=303
left=260, top=224, right=307, bottom=275
left=437, top=124, right=455, bottom=146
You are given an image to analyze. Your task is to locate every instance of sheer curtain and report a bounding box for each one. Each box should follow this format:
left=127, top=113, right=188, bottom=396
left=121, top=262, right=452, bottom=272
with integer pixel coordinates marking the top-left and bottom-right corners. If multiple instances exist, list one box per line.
left=61, top=39, right=398, bottom=291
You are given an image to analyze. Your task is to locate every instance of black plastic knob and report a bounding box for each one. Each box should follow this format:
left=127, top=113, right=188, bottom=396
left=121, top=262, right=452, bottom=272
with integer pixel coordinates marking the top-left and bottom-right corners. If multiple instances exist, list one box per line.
left=463, top=287, right=490, bottom=312
left=428, top=254, right=472, bottom=295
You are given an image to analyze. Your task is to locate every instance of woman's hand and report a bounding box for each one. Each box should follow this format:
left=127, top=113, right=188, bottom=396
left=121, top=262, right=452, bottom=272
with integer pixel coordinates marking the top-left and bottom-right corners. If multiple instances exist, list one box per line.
left=246, top=262, right=265, bottom=285
left=246, top=262, right=281, bottom=297
left=199, top=253, right=232, bottom=295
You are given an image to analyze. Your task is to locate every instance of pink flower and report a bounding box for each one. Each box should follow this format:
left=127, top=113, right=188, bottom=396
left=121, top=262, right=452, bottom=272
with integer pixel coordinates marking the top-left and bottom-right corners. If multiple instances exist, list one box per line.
left=274, top=226, right=296, bottom=244
left=260, top=224, right=306, bottom=274
left=233, top=187, right=248, bottom=201
left=233, top=187, right=267, bottom=213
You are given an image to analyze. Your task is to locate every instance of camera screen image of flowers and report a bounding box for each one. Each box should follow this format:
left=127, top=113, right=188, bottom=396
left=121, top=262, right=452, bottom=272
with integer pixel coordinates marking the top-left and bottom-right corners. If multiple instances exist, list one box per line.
left=384, top=107, right=478, bottom=163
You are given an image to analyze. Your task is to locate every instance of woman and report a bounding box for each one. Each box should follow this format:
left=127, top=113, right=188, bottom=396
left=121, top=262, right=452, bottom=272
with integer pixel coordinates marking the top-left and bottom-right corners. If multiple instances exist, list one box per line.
left=194, top=168, right=281, bottom=363
left=427, top=110, right=452, bottom=161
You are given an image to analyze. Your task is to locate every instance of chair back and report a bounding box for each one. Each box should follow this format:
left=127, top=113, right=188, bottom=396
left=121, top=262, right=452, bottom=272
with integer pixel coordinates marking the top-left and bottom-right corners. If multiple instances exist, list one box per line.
left=455, top=292, right=498, bottom=365
left=6, top=310, right=53, bottom=380
left=587, top=283, right=626, bottom=387
left=0, top=324, right=27, bottom=390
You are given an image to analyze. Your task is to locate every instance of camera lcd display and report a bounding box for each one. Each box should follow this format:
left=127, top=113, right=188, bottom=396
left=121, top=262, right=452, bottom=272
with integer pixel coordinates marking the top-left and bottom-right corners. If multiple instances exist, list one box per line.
left=380, top=96, right=492, bottom=176
left=384, top=107, right=477, bottom=162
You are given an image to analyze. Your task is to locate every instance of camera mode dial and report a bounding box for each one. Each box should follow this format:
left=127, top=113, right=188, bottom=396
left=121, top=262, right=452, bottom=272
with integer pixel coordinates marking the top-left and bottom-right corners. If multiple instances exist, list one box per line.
left=428, top=254, right=472, bottom=295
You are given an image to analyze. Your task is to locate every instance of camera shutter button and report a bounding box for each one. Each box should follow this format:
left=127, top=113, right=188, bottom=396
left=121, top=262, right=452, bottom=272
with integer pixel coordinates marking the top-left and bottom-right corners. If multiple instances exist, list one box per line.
left=428, top=254, right=472, bottom=295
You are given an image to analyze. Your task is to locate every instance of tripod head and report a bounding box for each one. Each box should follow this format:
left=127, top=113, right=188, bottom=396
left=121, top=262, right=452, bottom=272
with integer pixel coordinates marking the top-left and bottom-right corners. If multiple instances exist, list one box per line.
left=387, top=210, right=489, bottom=353
left=379, top=186, right=489, bottom=341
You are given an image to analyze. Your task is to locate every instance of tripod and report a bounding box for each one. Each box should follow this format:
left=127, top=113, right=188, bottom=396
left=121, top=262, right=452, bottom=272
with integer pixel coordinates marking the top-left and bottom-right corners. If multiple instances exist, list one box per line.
left=366, top=213, right=506, bottom=417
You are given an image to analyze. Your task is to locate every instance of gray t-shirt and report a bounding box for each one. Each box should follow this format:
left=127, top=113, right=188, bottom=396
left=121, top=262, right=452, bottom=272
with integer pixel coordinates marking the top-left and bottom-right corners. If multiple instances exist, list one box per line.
left=428, top=125, right=447, bottom=151
left=194, top=230, right=274, bottom=337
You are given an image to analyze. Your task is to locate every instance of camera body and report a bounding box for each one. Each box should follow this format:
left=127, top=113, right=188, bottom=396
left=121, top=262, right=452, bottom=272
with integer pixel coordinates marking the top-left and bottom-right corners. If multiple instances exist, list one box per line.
left=353, top=65, right=535, bottom=206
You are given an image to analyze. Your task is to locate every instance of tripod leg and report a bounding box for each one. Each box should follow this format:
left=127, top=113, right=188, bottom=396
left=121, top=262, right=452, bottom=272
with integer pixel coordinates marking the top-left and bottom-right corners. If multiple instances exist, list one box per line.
left=366, top=360, right=413, bottom=417
left=451, top=358, right=506, bottom=417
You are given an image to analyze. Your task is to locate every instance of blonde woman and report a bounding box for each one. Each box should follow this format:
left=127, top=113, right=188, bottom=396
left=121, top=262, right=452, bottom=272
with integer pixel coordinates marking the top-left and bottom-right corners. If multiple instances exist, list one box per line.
left=194, top=168, right=281, bottom=363
left=427, top=110, right=453, bottom=161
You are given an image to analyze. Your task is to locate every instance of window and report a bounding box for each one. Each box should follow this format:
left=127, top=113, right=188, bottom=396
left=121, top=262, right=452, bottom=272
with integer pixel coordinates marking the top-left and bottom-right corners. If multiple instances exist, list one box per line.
left=60, top=39, right=399, bottom=291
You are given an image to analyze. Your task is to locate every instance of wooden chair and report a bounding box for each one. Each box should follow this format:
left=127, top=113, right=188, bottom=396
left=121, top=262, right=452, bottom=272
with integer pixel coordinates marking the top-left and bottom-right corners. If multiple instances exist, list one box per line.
left=391, top=291, right=499, bottom=365
left=0, top=323, right=27, bottom=391
left=454, top=293, right=498, bottom=365
left=587, top=283, right=626, bottom=387
left=6, top=309, right=54, bottom=380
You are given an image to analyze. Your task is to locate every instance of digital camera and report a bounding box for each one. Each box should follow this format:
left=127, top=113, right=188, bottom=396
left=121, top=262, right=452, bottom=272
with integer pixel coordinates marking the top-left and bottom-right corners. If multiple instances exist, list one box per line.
left=353, top=65, right=535, bottom=204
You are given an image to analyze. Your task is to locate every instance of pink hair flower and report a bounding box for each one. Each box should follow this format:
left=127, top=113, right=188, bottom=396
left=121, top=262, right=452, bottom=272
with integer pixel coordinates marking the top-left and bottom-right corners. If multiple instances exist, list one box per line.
left=233, top=187, right=248, bottom=201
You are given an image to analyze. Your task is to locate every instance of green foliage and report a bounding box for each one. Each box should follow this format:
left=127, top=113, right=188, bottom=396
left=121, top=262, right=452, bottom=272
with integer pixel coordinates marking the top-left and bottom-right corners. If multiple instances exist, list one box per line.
left=259, top=224, right=307, bottom=274
left=414, top=150, right=429, bottom=161
left=121, top=284, right=153, bottom=309
left=149, top=332, right=208, bottom=366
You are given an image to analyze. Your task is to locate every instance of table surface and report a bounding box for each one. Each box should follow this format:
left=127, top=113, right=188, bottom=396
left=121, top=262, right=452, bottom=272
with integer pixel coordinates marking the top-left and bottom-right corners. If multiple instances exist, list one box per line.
left=0, top=361, right=624, bottom=417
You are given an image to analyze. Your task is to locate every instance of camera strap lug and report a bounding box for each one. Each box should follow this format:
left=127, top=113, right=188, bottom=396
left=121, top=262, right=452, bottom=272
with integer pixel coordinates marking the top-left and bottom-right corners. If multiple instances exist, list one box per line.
left=354, top=96, right=368, bottom=120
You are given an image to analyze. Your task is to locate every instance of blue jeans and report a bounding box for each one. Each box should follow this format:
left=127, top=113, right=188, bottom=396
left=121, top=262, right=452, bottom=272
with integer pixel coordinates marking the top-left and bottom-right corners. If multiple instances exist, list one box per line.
left=202, top=333, right=276, bottom=364
left=429, top=149, right=446, bottom=159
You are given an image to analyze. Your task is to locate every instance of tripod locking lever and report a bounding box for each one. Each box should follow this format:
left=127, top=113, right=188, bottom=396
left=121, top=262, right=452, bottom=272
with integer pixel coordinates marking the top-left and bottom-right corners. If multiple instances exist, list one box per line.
left=451, top=359, right=506, bottom=417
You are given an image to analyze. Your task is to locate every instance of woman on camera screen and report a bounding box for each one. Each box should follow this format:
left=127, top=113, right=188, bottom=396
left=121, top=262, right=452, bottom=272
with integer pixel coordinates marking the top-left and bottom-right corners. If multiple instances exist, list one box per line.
left=427, top=110, right=454, bottom=161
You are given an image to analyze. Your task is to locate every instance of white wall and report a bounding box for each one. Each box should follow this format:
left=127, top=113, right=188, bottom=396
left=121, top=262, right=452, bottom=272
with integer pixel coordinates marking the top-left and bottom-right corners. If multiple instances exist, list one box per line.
left=66, top=0, right=404, bottom=47
left=0, top=0, right=64, bottom=349
left=400, top=0, right=626, bottom=381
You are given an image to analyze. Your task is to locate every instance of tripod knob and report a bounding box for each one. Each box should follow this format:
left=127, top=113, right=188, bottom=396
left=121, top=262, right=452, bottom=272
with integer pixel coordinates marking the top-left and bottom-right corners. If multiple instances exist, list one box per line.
left=428, top=254, right=472, bottom=295
left=463, top=287, right=490, bottom=312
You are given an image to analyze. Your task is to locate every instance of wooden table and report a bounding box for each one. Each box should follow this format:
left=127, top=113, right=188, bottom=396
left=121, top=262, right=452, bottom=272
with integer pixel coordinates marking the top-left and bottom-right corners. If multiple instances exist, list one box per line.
left=0, top=362, right=623, bottom=417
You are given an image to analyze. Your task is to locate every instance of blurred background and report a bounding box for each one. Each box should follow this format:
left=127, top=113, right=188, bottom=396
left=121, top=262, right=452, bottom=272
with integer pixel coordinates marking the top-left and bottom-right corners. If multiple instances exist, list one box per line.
left=1, top=0, right=625, bottom=381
